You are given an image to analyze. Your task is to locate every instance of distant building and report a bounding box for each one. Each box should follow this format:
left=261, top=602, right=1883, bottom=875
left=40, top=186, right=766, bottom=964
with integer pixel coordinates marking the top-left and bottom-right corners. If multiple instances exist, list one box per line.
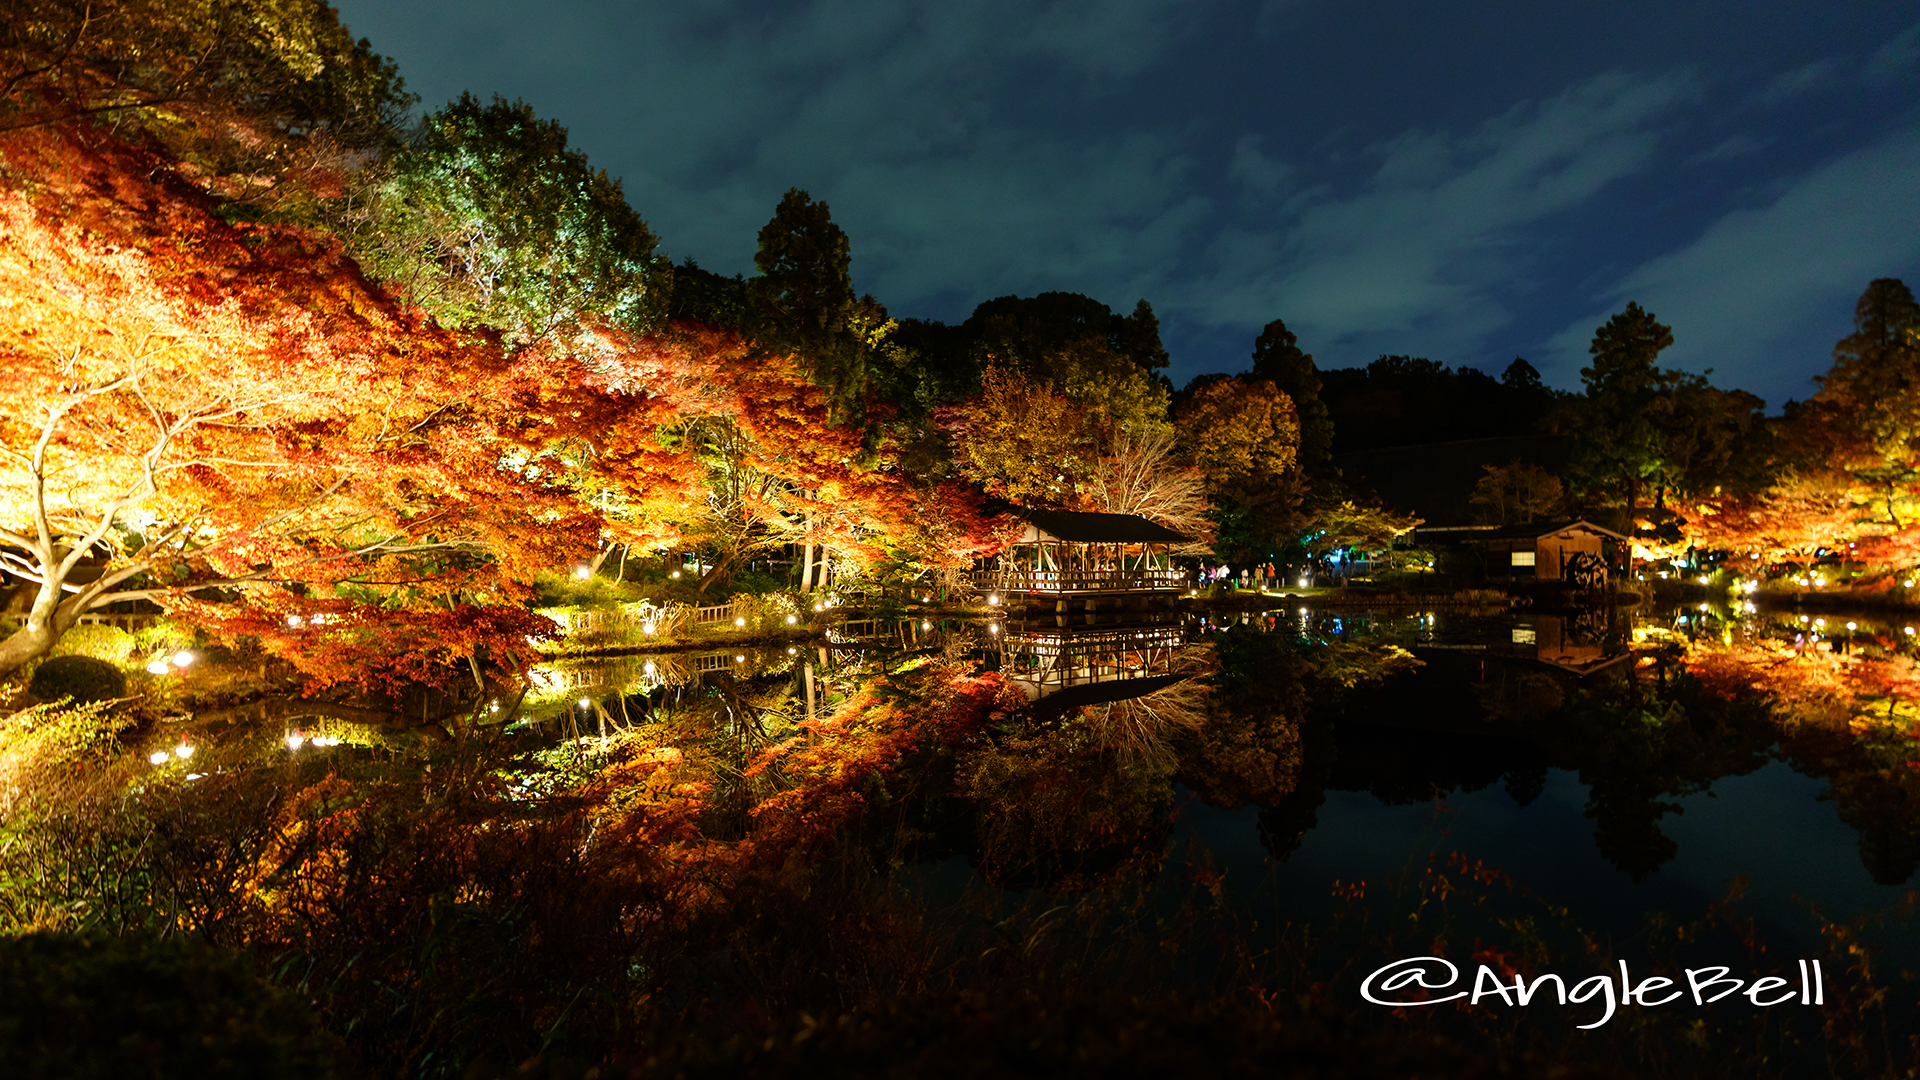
left=1475, top=519, right=1627, bottom=584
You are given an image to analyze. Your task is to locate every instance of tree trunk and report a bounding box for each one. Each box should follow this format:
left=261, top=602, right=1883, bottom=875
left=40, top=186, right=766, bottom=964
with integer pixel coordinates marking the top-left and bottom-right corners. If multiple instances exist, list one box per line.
left=696, top=552, right=735, bottom=595
left=0, top=578, right=86, bottom=682
left=799, top=542, right=815, bottom=593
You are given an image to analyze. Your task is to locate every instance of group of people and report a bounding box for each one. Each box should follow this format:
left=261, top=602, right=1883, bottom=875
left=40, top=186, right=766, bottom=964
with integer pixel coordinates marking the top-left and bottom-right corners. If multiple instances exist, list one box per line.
left=1192, top=562, right=1320, bottom=592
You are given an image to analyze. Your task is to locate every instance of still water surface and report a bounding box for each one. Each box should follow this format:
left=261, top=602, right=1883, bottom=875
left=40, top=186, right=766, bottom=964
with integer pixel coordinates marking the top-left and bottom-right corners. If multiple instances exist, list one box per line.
left=527, top=602, right=1919, bottom=970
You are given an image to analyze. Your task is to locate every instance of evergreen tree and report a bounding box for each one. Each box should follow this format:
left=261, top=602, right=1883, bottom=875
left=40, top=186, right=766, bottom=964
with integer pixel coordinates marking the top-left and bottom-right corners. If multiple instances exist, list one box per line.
left=1250, top=319, right=1333, bottom=473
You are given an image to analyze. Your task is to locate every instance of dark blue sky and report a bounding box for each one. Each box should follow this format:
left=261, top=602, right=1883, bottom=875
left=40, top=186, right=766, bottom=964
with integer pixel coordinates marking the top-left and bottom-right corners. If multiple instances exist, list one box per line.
left=331, top=0, right=1919, bottom=409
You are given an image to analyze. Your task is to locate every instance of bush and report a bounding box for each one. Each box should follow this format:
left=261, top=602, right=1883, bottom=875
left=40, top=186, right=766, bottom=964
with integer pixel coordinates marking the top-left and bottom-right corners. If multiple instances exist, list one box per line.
left=28, top=656, right=127, bottom=705
left=0, top=933, right=343, bottom=1080
left=49, top=624, right=136, bottom=665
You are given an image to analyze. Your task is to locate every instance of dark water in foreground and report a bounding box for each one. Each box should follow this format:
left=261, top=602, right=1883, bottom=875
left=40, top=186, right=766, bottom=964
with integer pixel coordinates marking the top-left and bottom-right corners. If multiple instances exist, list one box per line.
left=533, top=603, right=1918, bottom=971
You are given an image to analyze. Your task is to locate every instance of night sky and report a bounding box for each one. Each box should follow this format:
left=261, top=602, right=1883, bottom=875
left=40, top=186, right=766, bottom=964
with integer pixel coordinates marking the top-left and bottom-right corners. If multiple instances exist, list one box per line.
left=330, top=0, right=1919, bottom=410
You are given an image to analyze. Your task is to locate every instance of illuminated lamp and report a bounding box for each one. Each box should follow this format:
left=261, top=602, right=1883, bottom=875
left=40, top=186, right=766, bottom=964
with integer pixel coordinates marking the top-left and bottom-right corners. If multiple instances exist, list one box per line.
left=149, top=751, right=170, bottom=765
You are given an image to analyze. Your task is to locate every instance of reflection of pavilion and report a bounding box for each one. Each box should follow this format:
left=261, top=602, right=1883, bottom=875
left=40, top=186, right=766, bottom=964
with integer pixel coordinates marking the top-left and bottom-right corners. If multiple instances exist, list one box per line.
left=1488, top=614, right=1627, bottom=675
left=990, top=622, right=1188, bottom=703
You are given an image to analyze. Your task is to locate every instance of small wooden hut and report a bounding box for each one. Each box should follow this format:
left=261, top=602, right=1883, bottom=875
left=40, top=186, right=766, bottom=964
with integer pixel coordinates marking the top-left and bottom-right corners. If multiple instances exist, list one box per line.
left=1482, top=519, right=1627, bottom=583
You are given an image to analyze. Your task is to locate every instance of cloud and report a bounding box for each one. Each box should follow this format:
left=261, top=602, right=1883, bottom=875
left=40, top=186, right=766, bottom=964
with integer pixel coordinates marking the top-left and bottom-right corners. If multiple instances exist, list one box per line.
left=1536, top=132, right=1920, bottom=404
left=349, top=0, right=1221, bottom=315
left=1683, top=133, right=1767, bottom=167
left=1866, top=22, right=1920, bottom=84
left=1755, top=58, right=1837, bottom=104
left=1228, top=135, right=1293, bottom=196
left=1182, top=70, right=1702, bottom=361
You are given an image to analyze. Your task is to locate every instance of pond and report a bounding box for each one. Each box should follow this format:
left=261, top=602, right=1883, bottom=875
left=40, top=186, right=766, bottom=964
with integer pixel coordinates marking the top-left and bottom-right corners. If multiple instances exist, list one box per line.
left=523, top=604, right=1916, bottom=949
left=13, top=600, right=1917, bottom=1076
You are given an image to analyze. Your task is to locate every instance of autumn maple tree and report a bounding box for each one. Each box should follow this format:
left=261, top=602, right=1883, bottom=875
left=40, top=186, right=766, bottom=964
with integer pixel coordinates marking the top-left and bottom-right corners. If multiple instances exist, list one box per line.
left=0, top=120, right=604, bottom=682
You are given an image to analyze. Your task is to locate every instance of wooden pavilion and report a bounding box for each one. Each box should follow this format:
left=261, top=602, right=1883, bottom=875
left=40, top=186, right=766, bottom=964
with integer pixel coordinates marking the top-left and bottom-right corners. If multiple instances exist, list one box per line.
left=973, top=509, right=1190, bottom=598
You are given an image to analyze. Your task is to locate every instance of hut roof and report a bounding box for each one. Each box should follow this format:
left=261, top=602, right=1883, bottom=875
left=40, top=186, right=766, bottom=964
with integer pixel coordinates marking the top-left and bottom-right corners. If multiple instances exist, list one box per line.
left=1020, top=509, right=1191, bottom=544
left=1474, top=519, right=1629, bottom=543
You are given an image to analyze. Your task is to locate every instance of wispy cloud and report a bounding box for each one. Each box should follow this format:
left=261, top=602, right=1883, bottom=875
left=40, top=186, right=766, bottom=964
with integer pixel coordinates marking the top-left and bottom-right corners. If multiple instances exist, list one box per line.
left=1684, top=133, right=1767, bottom=167
left=1183, top=71, right=1702, bottom=361
left=1537, top=132, right=1920, bottom=406
left=1755, top=58, right=1837, bottom=104
left=1866, top=22, right=1920, bottom=84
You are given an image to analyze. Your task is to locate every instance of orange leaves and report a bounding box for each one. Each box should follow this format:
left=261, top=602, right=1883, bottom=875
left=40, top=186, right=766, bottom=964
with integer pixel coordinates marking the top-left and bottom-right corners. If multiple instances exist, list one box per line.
left=0, top=120, right=616, bottom=680
left=741, top=667, right=1014, bottom=862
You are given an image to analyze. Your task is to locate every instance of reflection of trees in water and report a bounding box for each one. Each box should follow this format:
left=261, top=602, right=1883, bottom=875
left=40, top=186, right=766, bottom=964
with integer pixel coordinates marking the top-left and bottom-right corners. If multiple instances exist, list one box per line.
left=1473, top=667, right=1565, bottom=724
left=1503, top=757, right=1548, bottom=807
left=1681, top=633, right=1920, bottom=886
left=1079, top=650, right=1213, bottom=769
left=960, top=717, right=1177, bottom=892
left=1180, top=631, right=1310, bottom=811
left=1517, top=658, right=1776, bottom=882
left=1774, top=721, right=1920, bottom=886
left=955, top=644, right=1225, bottom=891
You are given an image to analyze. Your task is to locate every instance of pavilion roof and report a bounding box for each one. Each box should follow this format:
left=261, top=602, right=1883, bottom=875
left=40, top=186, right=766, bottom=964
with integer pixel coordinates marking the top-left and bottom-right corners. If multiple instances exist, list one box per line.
left=1020, top=509, right=1192, bottom=544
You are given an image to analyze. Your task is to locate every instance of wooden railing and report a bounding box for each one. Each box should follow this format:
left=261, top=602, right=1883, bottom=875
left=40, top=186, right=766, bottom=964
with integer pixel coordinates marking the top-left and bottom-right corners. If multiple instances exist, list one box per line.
left=690, top=602, right=742, bottom=626
left=544, top=599, right=747, bottom=636
left=970, top=567, right=1185, bottom=594
left=74, top=612, right=160, bottom=631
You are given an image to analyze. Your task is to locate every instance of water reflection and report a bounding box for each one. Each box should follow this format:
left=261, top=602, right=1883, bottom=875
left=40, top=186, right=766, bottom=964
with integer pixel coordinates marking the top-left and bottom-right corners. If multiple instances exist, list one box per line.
left=455, top=600, right=1920, bottom=913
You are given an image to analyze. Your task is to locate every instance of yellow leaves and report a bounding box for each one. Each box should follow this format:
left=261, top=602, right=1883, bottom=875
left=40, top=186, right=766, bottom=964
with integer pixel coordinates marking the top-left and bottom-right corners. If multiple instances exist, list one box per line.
left=1175, top=377, right=1299, bottom=488
left=946, top=364, right=1094, bottom=505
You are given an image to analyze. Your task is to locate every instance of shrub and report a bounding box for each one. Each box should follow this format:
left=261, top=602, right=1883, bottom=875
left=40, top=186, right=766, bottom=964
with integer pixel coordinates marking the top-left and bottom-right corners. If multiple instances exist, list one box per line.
left=49, top=624, right=136, bottom=665
left=0, top=933, right=343, bottom=1080
left=28, top=656, right=127, bottom=705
